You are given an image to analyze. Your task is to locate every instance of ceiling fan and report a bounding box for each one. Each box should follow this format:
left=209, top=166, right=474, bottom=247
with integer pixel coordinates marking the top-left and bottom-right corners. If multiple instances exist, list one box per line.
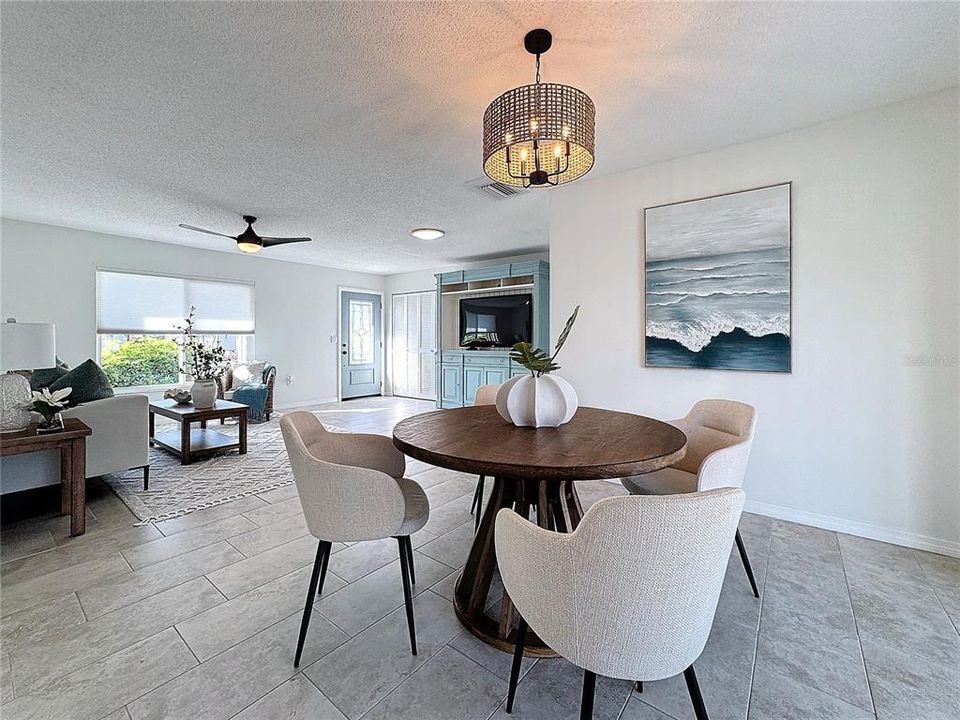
left=178, top=215, right=312, bottom=254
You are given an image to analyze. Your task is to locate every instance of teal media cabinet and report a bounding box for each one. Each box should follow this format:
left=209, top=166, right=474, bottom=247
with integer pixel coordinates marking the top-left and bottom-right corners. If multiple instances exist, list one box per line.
left=435, top=260, right=549, bottom=408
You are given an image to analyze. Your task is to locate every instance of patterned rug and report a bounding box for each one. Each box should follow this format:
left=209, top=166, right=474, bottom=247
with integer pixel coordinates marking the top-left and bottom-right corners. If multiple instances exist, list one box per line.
left=104, top=414, right=342, bottom=525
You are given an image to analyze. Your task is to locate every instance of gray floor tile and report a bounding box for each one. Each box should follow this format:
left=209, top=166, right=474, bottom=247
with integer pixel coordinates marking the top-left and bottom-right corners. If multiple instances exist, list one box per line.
left=77, top=541, right=242, bottom=618
left=862, top=638, right=960, bottom=720
left=317, top=552, right=451, bottom=636
left=1, top=553, right=131, bottom=617
left=0, top=528, right=56, bottom=565
left=427, top=566, right=462, bottom=602
left=153, top=495, right=269, bottom=536
left=424, top=475, right=480, bottom=509
left=227, top=514, right=311, bottom=558
left=363, top=645, right=504, bottom=720
left=0, top=592, right=86, bottom=652
left=305, top=590, right=462, bottom=719
left=915, top=549, right=960, bottom=591
left=840, top=533, right=928, bottom=586
left=11, top=576, right=222, bottom=693
left=326, top=534, right=431, bottom=583
left=406, top=466, right=468, bottom=489
left=714, top=556, right=763, bottom=630
left=1, top=628, right=196, bottom=720
left=450, top=629, right=537, bottom=682
left=488, top=656, right=632, bottom=720
left=128, top=611, right=346, bottom=720
left=206, top=535, right=335, bottom=599
left=177, top=564, right=344, bottom=661
left=1, top=652, right=14, bottom=704
left=121, top=514, right=257, bottom=569
left=255, top=483, right=300, bottom=505
left=848, top=571, right=960, bottom=666
left=417, top=521, right=476, bottom=569
left=639, top=620, right=756, bottom=720
left=101, top=709, right=131, bottom=720
left=755, top=611, right=872, bottom=710
left=232, top=674, right=346, bottom=720
left=240, top=496, right=303, bottom=527
left=421, top=494, right=476, bottom=536
left=620, top=696, right=676, bottom=720
left=748, top=668, right=875, bottom=719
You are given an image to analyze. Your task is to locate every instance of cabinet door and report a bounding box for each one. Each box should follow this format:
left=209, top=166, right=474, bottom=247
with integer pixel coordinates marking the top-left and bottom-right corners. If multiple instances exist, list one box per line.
left=463, top=367, right=484, bottom=407
left=484, top=367, right=507, bottom=387
left=511, top=367, right=529, bottom=379
left=440, top=365, right=462, bottom=406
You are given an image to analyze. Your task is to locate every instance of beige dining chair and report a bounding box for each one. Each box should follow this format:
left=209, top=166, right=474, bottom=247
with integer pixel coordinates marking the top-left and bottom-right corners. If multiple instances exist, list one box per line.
left=621, top=399, right=760, bottom=597
left=469, top=383, right=501, bottom=531
left=280, top=411, right=429, bottom=665
left=496, top=488, right=745, bottom=720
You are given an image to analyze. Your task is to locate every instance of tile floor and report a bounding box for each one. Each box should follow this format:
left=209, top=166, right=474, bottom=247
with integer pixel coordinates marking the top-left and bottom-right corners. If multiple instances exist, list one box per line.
left=1, top=396, right=958, bottom=720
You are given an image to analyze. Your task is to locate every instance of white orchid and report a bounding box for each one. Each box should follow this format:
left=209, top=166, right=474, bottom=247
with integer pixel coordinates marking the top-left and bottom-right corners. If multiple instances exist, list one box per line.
left=31, top=386, right=73, bottom=410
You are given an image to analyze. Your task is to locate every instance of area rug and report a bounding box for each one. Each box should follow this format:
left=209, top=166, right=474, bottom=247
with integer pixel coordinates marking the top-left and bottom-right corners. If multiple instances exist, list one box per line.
left=104, top=414, right=344, bottom=525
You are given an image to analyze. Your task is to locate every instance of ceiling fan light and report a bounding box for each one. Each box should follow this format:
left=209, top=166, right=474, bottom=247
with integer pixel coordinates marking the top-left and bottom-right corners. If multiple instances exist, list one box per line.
left=411, top=228, right=445, bottom=241
left=237, top=241, right=262, bottom=253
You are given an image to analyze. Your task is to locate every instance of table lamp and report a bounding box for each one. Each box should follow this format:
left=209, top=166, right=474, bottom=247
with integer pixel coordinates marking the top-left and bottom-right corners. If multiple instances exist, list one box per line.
left=1, top=319, right=56, bottom=432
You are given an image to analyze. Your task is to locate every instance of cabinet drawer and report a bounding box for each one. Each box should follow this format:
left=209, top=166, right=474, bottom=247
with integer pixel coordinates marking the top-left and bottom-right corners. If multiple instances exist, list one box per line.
left=463, top=354, right=509, bottom=367
left=439, top=352, right=464, bottom=365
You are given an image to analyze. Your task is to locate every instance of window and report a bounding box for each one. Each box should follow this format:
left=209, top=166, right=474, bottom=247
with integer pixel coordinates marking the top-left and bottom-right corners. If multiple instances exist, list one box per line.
left=96, top=270, right=255, bottom=388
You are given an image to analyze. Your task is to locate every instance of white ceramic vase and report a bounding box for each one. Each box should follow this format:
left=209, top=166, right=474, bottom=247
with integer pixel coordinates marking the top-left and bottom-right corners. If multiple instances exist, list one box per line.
left=190, top=378, right=217, bottom=408
left=495, top=374, right=579, bottom=428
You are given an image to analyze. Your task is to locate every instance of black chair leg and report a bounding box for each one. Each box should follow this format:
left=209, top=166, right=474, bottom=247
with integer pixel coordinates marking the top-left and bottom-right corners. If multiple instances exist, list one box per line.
left=142, top=465, right=150, bottom=491
left=735, top=529, right=760, bottom=598
left=403, top=535, right=416, bottom=585
left=397, top=536, right=417, bottom=655
left=472, top=474, right=485, bottom=531
left=683, top=665, right=709, bottom=720
left=634, top=681, right=643, bottom=693
left=580, top=669, right=597, bottom=720
left=506, top=617, right=528, bottom=713
left=295, top=540, right=330, bottom=667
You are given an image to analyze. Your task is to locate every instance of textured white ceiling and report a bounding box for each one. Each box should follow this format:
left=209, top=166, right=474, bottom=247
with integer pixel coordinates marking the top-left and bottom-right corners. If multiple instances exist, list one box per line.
left=2, top=2, right=957, bottom=273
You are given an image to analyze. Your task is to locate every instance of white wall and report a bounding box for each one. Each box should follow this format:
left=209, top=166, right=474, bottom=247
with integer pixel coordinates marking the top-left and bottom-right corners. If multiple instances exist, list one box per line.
left=549, top=88, right=960, bottom=555
left=0, top=219, right=384, bottom=407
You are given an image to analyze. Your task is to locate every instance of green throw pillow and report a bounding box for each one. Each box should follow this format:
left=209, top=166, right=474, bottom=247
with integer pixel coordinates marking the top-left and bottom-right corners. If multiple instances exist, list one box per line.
left=29, top=365, right=70, bottom=391
left=49, top=359, right=114, bottom=406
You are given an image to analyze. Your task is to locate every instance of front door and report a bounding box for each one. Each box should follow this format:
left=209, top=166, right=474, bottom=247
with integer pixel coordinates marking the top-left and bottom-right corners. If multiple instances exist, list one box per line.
left=340, top=291, right=382, bottom=399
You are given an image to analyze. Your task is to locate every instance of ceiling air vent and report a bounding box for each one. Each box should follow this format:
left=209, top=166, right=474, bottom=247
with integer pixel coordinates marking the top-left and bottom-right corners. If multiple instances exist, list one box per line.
left=465, top=177, right=528, bottom=200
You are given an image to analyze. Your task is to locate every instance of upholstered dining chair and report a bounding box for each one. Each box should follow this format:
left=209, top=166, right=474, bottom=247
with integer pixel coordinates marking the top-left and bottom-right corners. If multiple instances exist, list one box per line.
left=279, top=411, right=429, bottom=665
left=469, top=383, right=501, bottom=531
left=620, top=399, right=760, bottom=597
left=497, top=488, right=745, bottom=720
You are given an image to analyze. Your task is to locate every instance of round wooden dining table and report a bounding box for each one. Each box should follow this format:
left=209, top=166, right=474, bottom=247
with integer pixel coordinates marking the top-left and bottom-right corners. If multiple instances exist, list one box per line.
left=392, top=404, right=687, bottom=656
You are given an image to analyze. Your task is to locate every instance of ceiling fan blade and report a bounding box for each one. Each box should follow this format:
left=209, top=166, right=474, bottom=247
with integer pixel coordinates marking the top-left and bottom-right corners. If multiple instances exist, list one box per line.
left=178, top=224, right=237, bottom=239
left=260, top=237, right=313, bottom=247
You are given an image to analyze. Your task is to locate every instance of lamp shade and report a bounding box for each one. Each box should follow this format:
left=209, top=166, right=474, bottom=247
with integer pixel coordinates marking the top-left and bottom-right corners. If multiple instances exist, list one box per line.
left=1, top=321, right=56, bottom=371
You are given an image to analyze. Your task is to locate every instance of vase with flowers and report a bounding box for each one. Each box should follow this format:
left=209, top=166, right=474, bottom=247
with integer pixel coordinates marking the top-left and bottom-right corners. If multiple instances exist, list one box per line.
left=496, top=305, right=581, bottom=428
left=176, top=307, right=228, bottom=408
left=31, top=386, right=72, bottom=433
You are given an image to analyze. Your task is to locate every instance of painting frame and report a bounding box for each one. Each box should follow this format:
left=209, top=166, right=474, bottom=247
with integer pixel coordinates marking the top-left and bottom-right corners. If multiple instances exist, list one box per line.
left=642, top=182, right=793, bottom=373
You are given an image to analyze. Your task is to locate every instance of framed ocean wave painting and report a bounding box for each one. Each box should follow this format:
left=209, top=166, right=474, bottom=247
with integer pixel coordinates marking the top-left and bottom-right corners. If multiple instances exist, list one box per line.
left=644, top=183, right=791, bottom=372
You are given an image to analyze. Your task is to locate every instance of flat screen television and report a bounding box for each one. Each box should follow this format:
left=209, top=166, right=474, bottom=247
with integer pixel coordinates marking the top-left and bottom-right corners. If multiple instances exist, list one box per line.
left=459, top=294, right=533, bottom=349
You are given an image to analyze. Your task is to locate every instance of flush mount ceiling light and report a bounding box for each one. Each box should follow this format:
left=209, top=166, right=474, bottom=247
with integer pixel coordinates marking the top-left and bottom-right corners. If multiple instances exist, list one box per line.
left=411, top=228, right=445, bottom=240
left=483, top=29, right=595, bottom=189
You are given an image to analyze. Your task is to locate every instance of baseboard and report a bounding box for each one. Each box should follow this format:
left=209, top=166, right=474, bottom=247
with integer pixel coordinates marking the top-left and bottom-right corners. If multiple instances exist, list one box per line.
left=744, top=499, right=960, bottom=558
left=274, top=397, right=340, bottom=411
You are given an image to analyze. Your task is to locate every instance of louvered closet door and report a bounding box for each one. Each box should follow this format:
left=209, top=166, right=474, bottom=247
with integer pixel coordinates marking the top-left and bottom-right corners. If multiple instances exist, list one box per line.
left=391, top=291, right=437, bottom=400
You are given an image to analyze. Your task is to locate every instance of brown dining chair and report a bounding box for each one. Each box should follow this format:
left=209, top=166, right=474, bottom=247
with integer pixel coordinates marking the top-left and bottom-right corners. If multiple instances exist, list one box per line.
left=470, top=383, right=501, bottom=531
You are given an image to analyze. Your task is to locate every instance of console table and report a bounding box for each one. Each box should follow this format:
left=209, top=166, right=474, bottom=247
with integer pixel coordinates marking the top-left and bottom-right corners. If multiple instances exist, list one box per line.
left=0, top=419, right=92, bottom=536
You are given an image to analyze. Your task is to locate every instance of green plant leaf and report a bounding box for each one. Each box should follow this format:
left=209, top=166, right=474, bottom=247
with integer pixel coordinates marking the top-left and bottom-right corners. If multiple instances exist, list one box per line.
left=551, top=305, right=580, bottom=362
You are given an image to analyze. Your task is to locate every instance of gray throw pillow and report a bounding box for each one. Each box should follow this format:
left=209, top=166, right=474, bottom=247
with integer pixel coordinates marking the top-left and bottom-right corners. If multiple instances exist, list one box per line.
left=49, top=359, right=114, bottom=406
left=29, top=365, right=70, bottom=391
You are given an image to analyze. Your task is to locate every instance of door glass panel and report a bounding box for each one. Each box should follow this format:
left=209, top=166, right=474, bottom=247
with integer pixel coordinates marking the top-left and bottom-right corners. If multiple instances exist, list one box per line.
left=349, top=300, right=375, bottom=365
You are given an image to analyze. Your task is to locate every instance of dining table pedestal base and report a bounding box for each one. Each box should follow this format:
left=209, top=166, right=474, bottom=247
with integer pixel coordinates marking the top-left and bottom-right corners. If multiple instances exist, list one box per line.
left=454, top=476, right=583, bottom=657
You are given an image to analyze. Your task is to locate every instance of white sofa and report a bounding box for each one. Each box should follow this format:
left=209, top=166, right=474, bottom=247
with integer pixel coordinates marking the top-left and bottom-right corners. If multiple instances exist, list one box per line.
left=0, top=394, right=150, bottom=493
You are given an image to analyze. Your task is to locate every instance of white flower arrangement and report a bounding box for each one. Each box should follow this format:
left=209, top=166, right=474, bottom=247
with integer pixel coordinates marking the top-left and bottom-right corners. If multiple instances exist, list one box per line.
left=31, top=387, right=72, bottom=416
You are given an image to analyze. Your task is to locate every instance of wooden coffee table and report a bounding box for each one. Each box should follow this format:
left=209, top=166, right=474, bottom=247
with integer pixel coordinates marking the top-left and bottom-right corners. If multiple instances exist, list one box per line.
left=149, top=399, right=248, bottom=466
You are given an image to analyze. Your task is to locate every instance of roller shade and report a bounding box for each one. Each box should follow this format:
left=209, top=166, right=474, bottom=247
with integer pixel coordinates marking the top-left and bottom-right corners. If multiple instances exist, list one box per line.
left=97, top=270, right=255, bottom=335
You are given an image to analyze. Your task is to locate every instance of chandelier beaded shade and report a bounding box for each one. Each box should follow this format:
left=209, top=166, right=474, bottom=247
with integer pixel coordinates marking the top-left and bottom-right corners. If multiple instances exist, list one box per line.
left=483, top=29, right=595, bottom=188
